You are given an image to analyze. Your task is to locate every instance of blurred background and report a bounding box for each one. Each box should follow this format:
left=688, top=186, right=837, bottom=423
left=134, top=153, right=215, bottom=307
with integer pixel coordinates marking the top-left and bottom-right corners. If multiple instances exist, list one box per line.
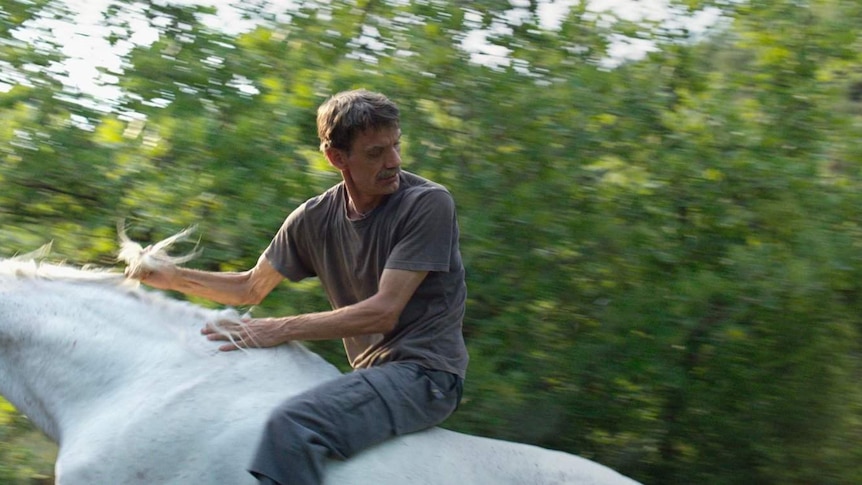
left=1, top=0, right=861, bottom=483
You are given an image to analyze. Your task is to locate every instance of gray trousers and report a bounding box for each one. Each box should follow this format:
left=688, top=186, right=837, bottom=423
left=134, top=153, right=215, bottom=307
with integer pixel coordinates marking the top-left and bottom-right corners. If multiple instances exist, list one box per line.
left=248, top=361, right=463, bottom=485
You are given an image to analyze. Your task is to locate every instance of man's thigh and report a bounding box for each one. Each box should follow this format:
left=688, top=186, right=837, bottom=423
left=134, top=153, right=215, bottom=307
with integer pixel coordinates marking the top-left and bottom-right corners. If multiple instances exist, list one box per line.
left=360, top=362, right=461, bottom=436
left=273, top=361, right=460, bottom=459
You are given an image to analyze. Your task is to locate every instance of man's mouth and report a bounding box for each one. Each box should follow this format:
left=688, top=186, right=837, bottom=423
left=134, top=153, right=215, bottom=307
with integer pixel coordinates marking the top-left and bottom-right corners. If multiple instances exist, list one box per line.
left=378, top=170, right=399, bottom=181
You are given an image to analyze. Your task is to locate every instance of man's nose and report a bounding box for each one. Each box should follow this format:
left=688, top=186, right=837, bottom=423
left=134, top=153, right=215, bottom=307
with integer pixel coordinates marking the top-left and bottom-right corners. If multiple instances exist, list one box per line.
left=385, top=147, right=401, bottom=168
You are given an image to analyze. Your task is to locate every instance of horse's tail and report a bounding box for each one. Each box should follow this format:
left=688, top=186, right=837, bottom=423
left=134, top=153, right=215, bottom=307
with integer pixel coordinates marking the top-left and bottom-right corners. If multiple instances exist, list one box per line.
left=118, top=223, right=201, bottom=278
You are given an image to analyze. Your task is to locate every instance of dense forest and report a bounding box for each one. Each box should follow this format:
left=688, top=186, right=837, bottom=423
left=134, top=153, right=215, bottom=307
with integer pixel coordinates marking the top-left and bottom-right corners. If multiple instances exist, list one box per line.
left=1, top=0, right=861, bottom=483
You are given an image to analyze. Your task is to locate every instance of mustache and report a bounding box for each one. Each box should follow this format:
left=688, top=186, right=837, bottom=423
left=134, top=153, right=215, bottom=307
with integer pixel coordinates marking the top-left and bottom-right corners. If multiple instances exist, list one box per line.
left=377, top=169, right=400, bottom=180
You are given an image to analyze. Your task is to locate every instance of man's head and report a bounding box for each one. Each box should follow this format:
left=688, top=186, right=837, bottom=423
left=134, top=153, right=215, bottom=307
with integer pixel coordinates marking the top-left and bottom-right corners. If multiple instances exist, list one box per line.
left=318, top=90, right=403, bottom=206
left=317, top=89, right=400, bottom=154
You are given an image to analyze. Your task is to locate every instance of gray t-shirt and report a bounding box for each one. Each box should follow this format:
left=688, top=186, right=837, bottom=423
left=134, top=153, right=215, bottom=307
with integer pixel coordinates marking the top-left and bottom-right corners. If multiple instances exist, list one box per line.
left=264, top=171, right=469, bottom=378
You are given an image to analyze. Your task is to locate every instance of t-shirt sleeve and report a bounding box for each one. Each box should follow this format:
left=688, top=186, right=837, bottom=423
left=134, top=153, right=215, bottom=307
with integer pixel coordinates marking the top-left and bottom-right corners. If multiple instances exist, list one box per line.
left=263, top=204, right=316, bottom=282
left=385, top=189, right=457, bottom=273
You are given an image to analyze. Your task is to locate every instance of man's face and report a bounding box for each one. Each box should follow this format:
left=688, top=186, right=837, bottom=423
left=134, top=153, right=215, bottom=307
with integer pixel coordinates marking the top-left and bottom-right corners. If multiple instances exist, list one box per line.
left=339, top=126, right=402, bottom=198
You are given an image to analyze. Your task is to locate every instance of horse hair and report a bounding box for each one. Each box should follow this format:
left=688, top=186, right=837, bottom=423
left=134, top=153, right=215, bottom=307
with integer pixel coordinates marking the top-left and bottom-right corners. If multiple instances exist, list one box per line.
left=0, top=227, right=250, bottom=350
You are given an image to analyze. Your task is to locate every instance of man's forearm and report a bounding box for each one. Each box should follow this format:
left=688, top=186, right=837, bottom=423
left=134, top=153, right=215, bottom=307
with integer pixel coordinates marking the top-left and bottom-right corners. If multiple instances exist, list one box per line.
left=169, top=267, right=261, bottom=306
left=278, top=298, right=398, bottom=341
left=203, top=268, right=424, bottom=351
left=271, top=268, right=426, bottom=341
left=231, top=296, right=398, bottom=351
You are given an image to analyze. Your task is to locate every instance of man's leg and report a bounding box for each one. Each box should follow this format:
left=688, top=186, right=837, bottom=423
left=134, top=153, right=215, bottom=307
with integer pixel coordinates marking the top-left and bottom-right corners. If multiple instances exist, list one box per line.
left=248, top=362, right=462, bottom=485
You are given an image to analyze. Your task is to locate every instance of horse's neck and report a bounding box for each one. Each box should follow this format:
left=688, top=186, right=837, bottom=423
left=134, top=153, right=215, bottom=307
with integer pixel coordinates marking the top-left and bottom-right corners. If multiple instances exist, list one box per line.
left=0, top=277, right=228, bottom=441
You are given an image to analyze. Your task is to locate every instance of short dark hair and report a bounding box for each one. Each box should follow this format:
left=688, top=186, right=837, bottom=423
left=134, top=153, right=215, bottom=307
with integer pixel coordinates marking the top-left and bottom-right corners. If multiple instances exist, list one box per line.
left=317, top=89, right=400, bottom=153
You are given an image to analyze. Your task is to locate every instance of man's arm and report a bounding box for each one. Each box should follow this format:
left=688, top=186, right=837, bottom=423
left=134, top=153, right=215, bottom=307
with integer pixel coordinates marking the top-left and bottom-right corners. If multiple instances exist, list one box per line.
left=203, top=268, right=428, bottom=351
left=136, top=253, right=284, bottom=306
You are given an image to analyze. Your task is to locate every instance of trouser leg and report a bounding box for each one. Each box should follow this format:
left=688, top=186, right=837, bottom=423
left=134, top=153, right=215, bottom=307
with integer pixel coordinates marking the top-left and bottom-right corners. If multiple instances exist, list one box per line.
left=248, top=361, right=462, bottom=485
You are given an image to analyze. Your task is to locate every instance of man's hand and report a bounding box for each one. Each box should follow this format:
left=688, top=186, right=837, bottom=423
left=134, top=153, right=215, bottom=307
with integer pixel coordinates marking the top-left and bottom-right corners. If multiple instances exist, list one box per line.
left=202, top=317, right=289, bottom=352
left=123, top=245, right=179, bottom=291
left=127, top=265, right=177, bottom=291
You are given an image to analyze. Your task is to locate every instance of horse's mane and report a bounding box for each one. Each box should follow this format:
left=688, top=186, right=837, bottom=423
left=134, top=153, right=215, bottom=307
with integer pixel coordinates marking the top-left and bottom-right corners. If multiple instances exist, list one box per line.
left=0, top=242, right=127, bottom=283
left=0, top=226, right=198, bottom=284
left=0, top=228, right=250, bottom=350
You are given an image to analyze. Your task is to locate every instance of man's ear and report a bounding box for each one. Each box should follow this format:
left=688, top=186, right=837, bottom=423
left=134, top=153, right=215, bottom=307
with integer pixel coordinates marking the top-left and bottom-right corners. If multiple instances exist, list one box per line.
left=325, top=147, right=348, bottom=171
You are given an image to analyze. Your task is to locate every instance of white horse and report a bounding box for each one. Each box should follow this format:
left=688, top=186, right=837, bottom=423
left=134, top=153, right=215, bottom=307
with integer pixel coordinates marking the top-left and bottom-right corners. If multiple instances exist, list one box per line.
left=0, top=235, right=641, bottom=485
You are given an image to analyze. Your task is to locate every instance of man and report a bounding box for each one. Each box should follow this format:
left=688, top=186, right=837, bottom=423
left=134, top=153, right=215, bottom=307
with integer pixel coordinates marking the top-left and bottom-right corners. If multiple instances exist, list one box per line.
left=129, top=89, right=468, bottom=485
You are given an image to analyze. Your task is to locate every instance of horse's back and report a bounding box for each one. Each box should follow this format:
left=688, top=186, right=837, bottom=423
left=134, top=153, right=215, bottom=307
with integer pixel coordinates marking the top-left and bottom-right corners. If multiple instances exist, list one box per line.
left=325, top=427, right=640, bottom=485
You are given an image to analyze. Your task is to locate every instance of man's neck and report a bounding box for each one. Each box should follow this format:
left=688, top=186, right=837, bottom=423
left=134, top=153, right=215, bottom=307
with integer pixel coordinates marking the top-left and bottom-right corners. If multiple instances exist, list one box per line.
left=343, top=182, right=384, bottom=219
left=347, top=198, right=374, bottom=220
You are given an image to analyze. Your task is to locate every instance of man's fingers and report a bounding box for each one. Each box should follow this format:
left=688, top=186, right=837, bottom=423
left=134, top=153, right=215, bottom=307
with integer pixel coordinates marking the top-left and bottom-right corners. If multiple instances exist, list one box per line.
left=204, top=331, right=239, bottom=342
left=201, top=319, right=255, bottom=351
left=219, top=332, right=245, bottom=351
left=202, top=322, right=247, bottom=347
left=202, top=320, right=238, bottom=334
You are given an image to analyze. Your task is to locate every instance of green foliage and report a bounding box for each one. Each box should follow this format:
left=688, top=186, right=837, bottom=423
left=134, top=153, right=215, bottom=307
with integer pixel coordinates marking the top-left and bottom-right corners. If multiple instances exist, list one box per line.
left=2, top=0, right=862, bottom=483
left=0, top=398, right=54, bottom=483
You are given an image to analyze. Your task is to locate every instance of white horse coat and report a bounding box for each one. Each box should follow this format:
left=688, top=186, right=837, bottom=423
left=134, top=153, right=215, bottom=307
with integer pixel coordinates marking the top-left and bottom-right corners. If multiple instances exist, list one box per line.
left=0, top=251, right=640, bottom=485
